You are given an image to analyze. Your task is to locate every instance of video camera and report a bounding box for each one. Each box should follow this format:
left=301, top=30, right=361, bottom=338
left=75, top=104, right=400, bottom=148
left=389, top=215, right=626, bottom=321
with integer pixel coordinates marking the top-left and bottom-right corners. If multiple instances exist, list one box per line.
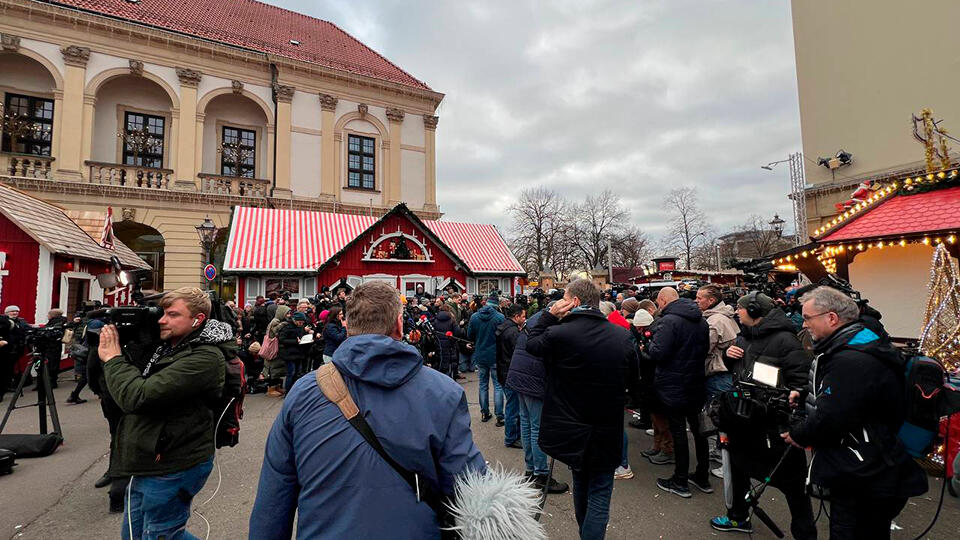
left=711, top=363, right=805, bottom=436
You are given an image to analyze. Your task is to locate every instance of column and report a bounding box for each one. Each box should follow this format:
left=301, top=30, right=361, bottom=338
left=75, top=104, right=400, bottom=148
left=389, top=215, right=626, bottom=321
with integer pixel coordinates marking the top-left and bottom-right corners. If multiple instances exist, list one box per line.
left=194, top=112, right=205, bottom=180
left=385, top=107, right=405, bottom=206
left=80, top=95, right=95, bottom=167
left=58, top=46, right=89, bottom=181
left=273, top=84, right=295, bottom=198
left=423, top=115, right=439, bottom=213
left=174, top=68, right=201, bottom=190
left=319, top=93, right=338, bottom=199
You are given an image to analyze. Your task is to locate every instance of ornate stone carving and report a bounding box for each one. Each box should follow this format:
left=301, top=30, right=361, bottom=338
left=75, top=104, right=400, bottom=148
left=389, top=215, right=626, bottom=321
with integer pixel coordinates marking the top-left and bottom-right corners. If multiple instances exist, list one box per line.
left=231, top=80, right=244, bottom=94
left=273, top=84, right=295, bottom=103
left=385, top=107, right=405, bottom=123
left=129, top=60, right=144, bottom=76
left=357, top=103, right=368, bottom=117
left=176, top=68, right=202, bottom=87
left=423, top=115, right=439, bottom=130
left=121, top=207, right=136, bottom=222
left=60, top=45, right=90, bottom=67
left=318, top=93, right=338, bottom=112
left=1, top=33, right=20, bottom=52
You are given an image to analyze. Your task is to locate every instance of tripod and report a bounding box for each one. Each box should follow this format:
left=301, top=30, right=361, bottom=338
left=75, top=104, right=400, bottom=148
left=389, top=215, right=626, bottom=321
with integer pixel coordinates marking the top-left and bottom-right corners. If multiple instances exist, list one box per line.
left=0, top=343, right=63, bottom=440
left=740, top=445, right=795, bottom=539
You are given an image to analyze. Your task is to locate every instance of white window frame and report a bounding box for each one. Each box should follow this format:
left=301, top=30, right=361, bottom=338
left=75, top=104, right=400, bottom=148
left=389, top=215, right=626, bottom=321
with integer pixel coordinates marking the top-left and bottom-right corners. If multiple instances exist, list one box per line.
left=401, top=273, right=433, bottom=296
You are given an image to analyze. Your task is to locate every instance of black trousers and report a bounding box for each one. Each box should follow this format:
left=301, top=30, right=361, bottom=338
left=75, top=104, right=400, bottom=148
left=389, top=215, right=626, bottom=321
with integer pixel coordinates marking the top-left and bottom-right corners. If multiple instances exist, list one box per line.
left=829, top=494, right=907, bottom=540
left=728, top=446, right=817, bottom=540
left=665, top=407, right=709, bottom=485
left=0, top=352, right=14, bottom=397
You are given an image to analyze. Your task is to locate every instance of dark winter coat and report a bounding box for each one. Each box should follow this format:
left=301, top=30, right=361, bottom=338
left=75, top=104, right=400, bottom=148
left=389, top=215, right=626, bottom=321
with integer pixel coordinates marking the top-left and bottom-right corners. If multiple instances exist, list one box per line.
left=494, top=318, right=521, bottom=386
left=322, top=321, right=347, bottom=357
left=41, top=315, right=67, bottom=361
left=103, top=320, right=231, bottom=476
left=431, top=310, right=461, bottom=369
left=526, top=307, right=632, bottom=471
left=278, top=323, right=307, bottom=364
left=725, top=308, right=810, bottom=392
left=467, top=303, right=504, bottom=367
left=505, top=311, right=546, bottom=399
left=789, top=322, right=927, bottom=498
left=253, top=304, right=269, bottom=340
left=647, top=298, right=709, bottom=411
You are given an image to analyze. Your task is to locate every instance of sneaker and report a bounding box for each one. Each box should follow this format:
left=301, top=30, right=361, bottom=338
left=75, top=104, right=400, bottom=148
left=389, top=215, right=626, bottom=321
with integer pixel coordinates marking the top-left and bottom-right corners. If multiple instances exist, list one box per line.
left=688, top=472, right=714, bottom=493
left=709, top=449, right=723, bottom=463
left=710, top=515, right=753, bottom=533
left=614, top=466, right=634, bottom=480
left=505, top=439, right=522, bottom=449
left=656, top=477, right=691, bottom=498
left=534, top=474, right=569, bottom=494
left=481, top=412, right=492, bottom=423
left=647, top=451, right=676, bottom=465
left=640, top=448, right=661, bottom=458
left=645, top=428, right=655, bottom=436
left=711, top=466, right=724, bottom=479
left=495, top=418, right=505, bottom=427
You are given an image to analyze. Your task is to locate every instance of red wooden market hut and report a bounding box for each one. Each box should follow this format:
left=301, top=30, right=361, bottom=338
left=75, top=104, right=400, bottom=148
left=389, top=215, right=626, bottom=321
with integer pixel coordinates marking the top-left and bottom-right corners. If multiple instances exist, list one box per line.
left=0, top=185, right=149, bottom=325
left=223, top=204, right=525, bottom=304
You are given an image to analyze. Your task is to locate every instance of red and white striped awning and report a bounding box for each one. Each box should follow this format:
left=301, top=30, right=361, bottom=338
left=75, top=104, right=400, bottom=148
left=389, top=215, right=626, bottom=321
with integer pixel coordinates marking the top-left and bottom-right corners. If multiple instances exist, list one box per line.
left=224, top=206, right=525, bottom=275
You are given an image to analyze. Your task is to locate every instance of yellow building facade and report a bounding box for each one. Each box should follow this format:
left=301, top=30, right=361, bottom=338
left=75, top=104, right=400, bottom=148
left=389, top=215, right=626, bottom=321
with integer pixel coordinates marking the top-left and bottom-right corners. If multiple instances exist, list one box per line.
left=0, top=0, right=443, bottom=293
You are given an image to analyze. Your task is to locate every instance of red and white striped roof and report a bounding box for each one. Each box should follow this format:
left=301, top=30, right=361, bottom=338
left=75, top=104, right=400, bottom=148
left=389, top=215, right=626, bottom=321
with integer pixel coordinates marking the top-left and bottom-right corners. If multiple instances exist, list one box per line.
left=224, top=206, right=524, bottom=275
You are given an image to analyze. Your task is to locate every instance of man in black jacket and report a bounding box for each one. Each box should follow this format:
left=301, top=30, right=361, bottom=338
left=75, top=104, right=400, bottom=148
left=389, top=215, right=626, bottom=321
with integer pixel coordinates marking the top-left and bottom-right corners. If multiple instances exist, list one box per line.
left=39, top=309, right=67, bottom=390
left=648, top=287, right=711, bottom=498
left=496, top=304, right=525, bottom=448
left=783, top=287, right=926, bottom=539
left=527, top=278, right=634, bottom=540
left=709, top=293, right=815, bottom=538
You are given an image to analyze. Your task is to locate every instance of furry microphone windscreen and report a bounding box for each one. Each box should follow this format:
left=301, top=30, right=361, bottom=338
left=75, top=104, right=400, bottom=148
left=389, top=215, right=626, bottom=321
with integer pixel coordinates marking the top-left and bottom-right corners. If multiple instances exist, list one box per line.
left=446, top=467, right=546, bottom=540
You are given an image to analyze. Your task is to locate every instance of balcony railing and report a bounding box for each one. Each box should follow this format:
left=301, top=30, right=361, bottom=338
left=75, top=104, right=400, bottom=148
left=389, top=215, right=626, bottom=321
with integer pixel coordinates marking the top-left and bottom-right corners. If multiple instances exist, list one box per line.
left=1, top=153, right=54, bottom=179
left=198, top=173, right=270, bottom=198
left=86, top=161, right=173, bottom=190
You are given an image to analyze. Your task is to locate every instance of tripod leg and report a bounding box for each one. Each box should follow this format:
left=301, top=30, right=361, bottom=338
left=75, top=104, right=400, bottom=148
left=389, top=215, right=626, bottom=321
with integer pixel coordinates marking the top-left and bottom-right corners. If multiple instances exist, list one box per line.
left=42, top=355, right=62, bottom=437
left=0, top=363, right=31, bottom=434
left=535, top=457, right=556, bottom=522
left=38, top=355, right=48, bottom=434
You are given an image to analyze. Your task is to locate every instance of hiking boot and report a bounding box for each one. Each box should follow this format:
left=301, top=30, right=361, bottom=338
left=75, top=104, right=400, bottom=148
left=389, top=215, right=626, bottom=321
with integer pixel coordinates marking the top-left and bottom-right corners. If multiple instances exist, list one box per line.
left=614, top=465, right=634, bottom=480
left=534, top=474, right=569, bottom=494
left=688, top=472, right=714, bottom=493
left=495, top=418, right=505, bottom=427
left=647, top=451, right=675, bottom=465
left=711, top=466, right=724, bottom=479
left=481, top=412, right=492, bottom=422
left=94, top=473, right=111, bottom=489
left=657, top=477, right=691, bottom=498
left=640, top=447, right=661, bottom=458
left=710, top=515, right=753, bottom=533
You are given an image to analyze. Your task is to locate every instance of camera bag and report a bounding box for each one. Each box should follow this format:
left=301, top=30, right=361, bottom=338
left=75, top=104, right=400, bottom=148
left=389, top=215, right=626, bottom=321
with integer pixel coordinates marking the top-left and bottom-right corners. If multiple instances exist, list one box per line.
left=0, top=448, right=15, bottom=475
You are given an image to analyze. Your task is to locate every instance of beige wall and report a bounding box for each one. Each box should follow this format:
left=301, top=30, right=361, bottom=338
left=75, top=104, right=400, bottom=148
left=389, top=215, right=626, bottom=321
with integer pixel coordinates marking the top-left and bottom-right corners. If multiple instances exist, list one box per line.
left=792, top=0, right=960, bottom=188
left=290, top=131, right=322, bottom=198
left=847, top=243, right=944, bottom=339
left=200, top=93, right=269, bottom=177
left=401, top=149, right=426, bottom=208
left=92, top=75, right=173, bottom=165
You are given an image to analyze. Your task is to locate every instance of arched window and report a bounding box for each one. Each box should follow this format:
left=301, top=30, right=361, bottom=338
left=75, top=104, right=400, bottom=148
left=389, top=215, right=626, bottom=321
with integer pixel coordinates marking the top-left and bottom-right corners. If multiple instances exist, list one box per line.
left=113, top=221, right=165, bottom=291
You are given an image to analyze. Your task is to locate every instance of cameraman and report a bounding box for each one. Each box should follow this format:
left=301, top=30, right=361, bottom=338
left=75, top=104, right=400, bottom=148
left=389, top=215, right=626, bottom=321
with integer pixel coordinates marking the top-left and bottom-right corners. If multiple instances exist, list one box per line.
left=98, top=287, right=232, bottom=540
left=38, top=309, right=67, bottom=390
left=709, top=293, right=815, bottom=539
left=782, top=287, right=926, bottom=539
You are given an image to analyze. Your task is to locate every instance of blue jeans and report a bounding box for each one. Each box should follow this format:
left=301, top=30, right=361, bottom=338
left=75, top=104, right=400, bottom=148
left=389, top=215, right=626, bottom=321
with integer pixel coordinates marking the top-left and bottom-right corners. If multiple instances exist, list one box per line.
left=518, top=393, right=549, bottom=475
left=122, top=457, right=214, bottom=540
left=503, top=387, right=520, bottom=445
left=476, top=363, right=503, bottom=418
left=571, top=467, right=615, bottom=540
left=705, top=372, right=734, bottom=403
left=459, top=351, right=474, bottom=372
left=284, top=360, right=298, bottom=392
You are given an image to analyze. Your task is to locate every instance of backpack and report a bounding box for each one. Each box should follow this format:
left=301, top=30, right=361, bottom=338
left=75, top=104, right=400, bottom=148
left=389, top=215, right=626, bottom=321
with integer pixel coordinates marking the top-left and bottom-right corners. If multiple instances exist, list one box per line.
left=898, top=355, right=948, bottom=458
left=210, top=351, right=246, bottom=448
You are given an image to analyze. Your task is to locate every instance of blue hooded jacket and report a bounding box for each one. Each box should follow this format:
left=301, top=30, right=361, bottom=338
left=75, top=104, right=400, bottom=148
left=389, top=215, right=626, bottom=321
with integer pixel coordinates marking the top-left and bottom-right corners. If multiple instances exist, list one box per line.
left=467, top=303, right=504, bottom=367
left=250, top=334, right=486, bottom=539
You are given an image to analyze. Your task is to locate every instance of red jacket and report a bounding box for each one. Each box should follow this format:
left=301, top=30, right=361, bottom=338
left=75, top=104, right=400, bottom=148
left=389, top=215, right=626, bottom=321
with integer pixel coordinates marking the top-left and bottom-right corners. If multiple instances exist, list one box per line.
left=607, top=310, right=630, bottom=329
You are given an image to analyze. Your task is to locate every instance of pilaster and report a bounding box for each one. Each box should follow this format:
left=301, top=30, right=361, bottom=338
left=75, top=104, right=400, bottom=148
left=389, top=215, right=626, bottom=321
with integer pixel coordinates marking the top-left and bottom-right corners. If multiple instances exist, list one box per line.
left=319, top=93, right=338, bottom=199
left=386, top=107, right=405, bottom=205
left=423, top=115, right=439, bottom=212
left=273, top=84, right=295, bottom=197
left=174, top=68, right=201, bottom=190
left=57, top=45, right=89, bottom=181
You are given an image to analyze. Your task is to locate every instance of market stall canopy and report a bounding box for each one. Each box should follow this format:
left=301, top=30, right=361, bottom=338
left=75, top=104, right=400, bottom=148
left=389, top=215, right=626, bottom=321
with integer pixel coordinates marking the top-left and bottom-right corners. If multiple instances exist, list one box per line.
left=820, top=184, right=960, bottom=243
left=224, top=204, right=524, bottom=275
left=0, top=184, right=149, bottom=269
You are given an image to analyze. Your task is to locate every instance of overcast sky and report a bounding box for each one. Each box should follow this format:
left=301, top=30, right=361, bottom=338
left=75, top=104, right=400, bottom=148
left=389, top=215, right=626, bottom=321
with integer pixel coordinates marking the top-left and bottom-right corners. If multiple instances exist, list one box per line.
left=270, top=0, right=801, bottom=240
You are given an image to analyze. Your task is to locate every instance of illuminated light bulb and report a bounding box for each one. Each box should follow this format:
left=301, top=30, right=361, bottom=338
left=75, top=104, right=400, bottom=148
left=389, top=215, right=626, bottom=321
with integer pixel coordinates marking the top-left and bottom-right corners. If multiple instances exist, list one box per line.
left=923, top=237, right=931, bottom=245
left=786, top=255, right=792, bottom=262
left=877, top=243, right=884, bottom=249
left=938, top=172, right=946, bottom=179
left=935, top=238, right=942, bottom=244
left=802, top=251, right=808, bottom=257
left=856, top=243, right=864, bottom=251
left=951, top=170, right=958, bottom=178
left=905, top=178, right=913, bottom=185
left=949, top=235, right=956, bottom=244
left=927, top=173, right=935, bottom=180
left=891, top=182, right=898, bottom=189
left=899, top=240, right=906, bottom=247
left=838, top=245, right=845, bottom=253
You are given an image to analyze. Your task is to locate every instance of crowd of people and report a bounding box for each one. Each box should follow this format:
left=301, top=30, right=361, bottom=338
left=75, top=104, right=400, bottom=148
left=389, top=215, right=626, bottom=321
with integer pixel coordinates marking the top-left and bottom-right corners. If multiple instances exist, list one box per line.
left=0, top=273, right=944, bottom=540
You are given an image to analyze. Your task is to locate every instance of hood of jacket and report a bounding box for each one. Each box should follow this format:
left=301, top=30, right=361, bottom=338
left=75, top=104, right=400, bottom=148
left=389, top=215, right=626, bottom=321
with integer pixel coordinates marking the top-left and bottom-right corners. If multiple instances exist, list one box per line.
left=273, top=304, right=290, bottom=322
left=332, top=334, right=423, bottom=389
left=703, top=301, right=735, bottom=321
left=745, top=308, right=796, bottom=339
left=474, top=304, right=500, bottom=322
left=661, top=297, right=702, bottom=322
left=435, top=310, right=454, bottom=325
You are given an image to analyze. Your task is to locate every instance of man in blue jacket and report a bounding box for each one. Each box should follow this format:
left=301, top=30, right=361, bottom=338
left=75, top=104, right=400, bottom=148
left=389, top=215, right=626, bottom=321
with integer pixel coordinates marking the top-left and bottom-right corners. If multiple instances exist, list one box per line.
left=250, top=281, right=486, bottom=539
left=468, top=293, right=506, bottom=424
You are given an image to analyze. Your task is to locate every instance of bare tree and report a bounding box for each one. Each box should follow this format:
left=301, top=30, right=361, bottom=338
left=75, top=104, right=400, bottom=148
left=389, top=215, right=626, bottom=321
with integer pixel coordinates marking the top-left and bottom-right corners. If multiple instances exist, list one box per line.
left=665, top=187, right=711, bottom=269
left=545, top=221, right=582, bottom=282
left=573, top=189, right=628, bottom=271
left=611, top=225, right=651, bottom=270
left=508, top=187, right=569, bottom=275
left=736, top=215, right=784, bottom=259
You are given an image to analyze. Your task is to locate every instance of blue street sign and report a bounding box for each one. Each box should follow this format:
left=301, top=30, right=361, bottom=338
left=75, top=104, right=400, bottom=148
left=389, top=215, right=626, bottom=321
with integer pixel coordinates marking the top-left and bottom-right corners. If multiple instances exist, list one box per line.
left=203, top=264, right=217, bottom=281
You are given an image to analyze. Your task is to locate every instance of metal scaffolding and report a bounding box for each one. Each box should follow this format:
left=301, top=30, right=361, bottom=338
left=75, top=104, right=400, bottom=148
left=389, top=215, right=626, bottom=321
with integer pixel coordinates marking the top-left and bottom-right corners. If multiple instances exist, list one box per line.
left=788, top=152, right=806, bottom=245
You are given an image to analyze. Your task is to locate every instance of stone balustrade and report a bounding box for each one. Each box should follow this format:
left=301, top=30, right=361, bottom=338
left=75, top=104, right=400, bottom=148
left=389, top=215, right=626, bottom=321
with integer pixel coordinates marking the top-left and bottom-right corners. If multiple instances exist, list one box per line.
left=198, top=173, right=270, bottom=198
left=1, top=153, right=54, bottom=179
left=86, top=161, right=173, bottom=189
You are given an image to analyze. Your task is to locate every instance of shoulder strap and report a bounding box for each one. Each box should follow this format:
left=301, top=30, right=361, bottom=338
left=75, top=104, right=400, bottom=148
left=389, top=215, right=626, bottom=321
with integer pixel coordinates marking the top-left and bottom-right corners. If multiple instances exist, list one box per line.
left=314, top=364, right=446, bottom=516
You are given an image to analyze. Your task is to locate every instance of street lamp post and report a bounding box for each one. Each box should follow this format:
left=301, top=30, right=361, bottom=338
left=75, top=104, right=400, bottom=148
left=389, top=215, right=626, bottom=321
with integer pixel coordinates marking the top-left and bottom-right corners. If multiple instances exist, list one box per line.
left=195, top=217, right=218, bottom=290
left=769, top=214, right=785, bottom=239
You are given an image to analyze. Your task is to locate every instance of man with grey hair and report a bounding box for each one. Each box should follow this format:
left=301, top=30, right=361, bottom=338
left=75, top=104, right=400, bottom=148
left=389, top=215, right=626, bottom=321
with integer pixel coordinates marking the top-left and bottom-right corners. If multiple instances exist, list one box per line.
left=783, top=286, right=926, bottom=539
left=527, top=278, right=635, bottom=539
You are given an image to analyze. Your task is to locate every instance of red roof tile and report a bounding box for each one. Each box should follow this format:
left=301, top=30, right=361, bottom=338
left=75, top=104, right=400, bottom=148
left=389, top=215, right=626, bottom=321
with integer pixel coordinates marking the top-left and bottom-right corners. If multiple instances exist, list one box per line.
left=45, top=0, right=431, bottom=90
left=821, top=185, right=960, bottom=242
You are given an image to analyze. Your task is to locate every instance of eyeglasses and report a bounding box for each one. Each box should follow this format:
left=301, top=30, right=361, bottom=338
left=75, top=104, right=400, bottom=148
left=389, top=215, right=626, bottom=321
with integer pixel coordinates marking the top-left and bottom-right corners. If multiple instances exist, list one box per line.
left=802, top=311, right=833, bottom=322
